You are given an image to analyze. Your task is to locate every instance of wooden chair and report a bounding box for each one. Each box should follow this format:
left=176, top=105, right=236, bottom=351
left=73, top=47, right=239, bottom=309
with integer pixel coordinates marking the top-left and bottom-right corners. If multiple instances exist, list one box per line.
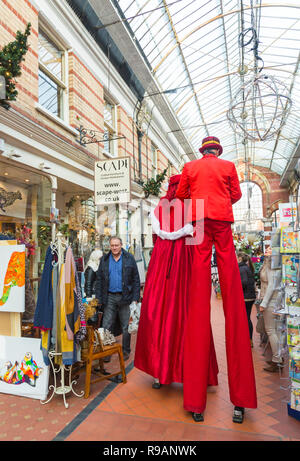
left=81, top=326, right=127, bottom=398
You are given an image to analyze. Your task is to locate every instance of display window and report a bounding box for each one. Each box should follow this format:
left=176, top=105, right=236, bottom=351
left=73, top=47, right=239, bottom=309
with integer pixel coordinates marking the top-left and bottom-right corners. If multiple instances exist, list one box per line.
left=0, top=160, right=52, bottom=311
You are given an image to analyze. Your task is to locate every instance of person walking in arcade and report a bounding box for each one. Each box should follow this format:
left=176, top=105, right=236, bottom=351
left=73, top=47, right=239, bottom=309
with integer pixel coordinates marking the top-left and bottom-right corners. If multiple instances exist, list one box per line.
left=134, top=175, right=219, bottom=393
left=176, top=136, right=257, bottom=424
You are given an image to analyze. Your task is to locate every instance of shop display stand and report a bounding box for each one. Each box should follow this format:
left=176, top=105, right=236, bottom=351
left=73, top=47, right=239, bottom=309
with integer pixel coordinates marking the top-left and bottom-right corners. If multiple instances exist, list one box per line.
left=41, top=351, right=83, bottom=409
left=278, top=228, right=300, bottom=421
left=40, top=233, right=84, bottom=408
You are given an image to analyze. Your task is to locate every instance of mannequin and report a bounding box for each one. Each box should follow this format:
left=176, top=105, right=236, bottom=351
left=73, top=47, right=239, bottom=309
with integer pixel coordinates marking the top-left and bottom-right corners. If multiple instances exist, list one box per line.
left=84, top=249, right=103, bottom=299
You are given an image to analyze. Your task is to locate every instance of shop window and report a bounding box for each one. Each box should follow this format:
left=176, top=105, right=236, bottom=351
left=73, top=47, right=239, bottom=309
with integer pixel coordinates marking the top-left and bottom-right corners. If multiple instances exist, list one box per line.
left=38, top=29, right=67, bottom=119
left=0, top=160, right=52, bottom=307
left=103, top=99, right=117, bottom=156
left=151, top=143, right=157, bottom=178
left=233, top=182, right=263, bottom=232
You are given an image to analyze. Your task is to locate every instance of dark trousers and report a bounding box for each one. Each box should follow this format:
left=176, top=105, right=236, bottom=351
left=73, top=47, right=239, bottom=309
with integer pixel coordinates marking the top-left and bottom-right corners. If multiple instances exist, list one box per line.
left=245, top=300, right=254, bottom=340
left=102, top=293, right=131, bottom=355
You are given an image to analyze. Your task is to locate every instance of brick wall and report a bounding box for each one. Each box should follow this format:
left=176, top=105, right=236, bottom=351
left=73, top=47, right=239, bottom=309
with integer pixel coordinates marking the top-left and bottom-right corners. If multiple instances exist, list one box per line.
left=237, top=160, right=289, bottom=217
left=0, top=0, right=173, bottom=174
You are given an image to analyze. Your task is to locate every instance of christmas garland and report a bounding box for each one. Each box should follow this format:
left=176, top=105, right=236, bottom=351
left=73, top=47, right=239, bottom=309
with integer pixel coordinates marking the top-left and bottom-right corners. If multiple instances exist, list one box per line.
left=0, top=23, right=31, bottom=110
left=142, top=168, right=168, bottom=198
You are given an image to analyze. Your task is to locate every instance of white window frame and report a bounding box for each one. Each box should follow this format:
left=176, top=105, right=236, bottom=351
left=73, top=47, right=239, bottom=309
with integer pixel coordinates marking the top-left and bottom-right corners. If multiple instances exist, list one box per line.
left=103, top=97, right=118, bottom=158
left=151, top=143, right=158, bottom=179
left=38, top=26, right=69, bottom=123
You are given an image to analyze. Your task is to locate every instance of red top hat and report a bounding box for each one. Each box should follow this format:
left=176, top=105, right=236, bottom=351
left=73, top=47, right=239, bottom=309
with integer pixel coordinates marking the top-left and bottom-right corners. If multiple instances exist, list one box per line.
left=199, top=136, right=223, bottom=155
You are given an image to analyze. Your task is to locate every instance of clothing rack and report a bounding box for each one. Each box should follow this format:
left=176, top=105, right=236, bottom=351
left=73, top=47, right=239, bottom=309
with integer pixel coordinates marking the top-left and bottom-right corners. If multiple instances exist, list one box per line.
left=41, top=232, right=84, bottom=408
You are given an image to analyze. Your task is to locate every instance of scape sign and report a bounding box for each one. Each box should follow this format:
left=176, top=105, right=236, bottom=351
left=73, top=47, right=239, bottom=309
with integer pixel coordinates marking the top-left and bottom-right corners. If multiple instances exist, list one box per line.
left=94, top=157, right=131, bottom=205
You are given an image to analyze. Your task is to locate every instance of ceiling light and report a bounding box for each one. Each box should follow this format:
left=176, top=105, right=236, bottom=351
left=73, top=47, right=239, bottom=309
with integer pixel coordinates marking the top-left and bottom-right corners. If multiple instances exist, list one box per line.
left=227, top=74, right=292, bottom=142
left=25, top=179, right=30, bottom=182
left=4, top=172, right=8, bottom=176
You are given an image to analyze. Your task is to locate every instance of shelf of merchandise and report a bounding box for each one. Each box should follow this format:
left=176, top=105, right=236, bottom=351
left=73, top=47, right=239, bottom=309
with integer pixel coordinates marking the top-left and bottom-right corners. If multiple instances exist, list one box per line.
left=278, top=227, right=300, bottom=420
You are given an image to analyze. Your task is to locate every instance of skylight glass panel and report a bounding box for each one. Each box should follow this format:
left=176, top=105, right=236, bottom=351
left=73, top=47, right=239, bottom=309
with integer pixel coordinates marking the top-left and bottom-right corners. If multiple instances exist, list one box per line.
left=117, top=0, right=300, bottom=170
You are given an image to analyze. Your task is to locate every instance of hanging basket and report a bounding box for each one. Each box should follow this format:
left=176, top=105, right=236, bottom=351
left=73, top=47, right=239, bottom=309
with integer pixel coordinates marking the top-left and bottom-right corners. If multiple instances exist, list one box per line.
left=227, top=73, right=292, bottom=142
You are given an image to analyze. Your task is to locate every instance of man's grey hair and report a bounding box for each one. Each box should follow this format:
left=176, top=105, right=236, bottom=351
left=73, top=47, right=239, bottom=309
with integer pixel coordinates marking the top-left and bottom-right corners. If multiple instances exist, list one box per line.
left=109, top=235, right=123, bottom=245
left=203, top=148, right=218, bottom=155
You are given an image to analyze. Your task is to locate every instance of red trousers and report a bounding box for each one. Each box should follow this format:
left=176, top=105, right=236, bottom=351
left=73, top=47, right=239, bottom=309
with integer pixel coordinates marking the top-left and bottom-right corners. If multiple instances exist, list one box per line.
left=183, top=219, right=257, bottom=413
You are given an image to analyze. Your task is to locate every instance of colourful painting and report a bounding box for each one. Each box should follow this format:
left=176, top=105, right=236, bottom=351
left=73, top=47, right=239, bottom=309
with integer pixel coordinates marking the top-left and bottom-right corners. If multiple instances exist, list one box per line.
left=289, top=347, right=300, bottom=383
left=280, top=228, right=300, bottom=254
left=284, top=286, right=300, bottom=316
left=282, top=255, right=299, bottom=287
left=0, top=244, right=25, bottom=312
left=0, top=336, right=49, bottom=400
left=287, top=317, right=300, bottom=347
left=291, top=380, right=300, bottom=411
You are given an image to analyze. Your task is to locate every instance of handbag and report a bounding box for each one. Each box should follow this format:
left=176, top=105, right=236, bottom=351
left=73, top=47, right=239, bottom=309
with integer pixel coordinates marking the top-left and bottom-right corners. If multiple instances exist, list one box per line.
left=256, top=312, right=266, bottom=335
left=128, top=302, right=141, bottom=334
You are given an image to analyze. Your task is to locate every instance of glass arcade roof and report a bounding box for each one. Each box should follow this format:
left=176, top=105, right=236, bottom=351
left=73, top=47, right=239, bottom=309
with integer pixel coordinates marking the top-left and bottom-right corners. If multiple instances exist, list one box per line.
left=115, top=0, right=300, bottom=176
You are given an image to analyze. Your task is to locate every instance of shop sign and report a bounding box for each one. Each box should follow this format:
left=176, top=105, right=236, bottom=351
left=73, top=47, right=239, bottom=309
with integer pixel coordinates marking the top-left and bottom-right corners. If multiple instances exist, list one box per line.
left=279, top=203, right=297, bottom=223
left=94, top=157, right=131, bottom=205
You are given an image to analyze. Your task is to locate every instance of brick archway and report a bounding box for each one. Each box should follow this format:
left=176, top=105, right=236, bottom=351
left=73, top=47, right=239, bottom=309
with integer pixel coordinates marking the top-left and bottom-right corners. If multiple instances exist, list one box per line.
left=236, top=163, right=270, bottom=196
left=235, top=161, right=289, bottom=217
left=268, top=199, right=282, bottom=215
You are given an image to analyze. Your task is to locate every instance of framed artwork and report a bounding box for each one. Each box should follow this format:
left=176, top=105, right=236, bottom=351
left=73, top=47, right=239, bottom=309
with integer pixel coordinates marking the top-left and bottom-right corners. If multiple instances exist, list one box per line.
left=284, top=286, right=300, bottom=316
left=0, top=244, right=25, bottom=312
left=291, top=380, right=300, bottom=411
left=0, top=336, right=49, bottom=400
left=282, top=255, right=299, bottom=287
left=280, top=228, right=300, bottom=254
left=0, top=181, right=27, bottom=219
left=1, top=223, right=16, bottom=234
left=289, top=348, right=300, bottom=383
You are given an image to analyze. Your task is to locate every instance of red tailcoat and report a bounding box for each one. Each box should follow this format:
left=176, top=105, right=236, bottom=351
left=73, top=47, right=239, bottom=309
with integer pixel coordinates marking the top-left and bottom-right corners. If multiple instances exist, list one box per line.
left=176, top=154, right=241, bottom=222
left=134, top=177, right=219, bottom=386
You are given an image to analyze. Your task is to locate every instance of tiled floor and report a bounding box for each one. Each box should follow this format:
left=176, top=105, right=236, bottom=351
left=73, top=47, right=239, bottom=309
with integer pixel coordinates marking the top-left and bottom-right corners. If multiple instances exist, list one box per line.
left=1, top=294, right=299, bottom=441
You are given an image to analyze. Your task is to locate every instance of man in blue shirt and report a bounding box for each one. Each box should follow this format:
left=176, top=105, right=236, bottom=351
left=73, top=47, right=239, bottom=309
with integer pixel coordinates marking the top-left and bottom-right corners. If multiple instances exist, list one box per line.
left=96, top=236, right=141, bottom=361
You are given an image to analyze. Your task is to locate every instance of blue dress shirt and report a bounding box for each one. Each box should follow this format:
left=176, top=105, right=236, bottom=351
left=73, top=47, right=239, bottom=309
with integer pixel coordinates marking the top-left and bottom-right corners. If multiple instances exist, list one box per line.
left=109, top=252, right=123, bottom=292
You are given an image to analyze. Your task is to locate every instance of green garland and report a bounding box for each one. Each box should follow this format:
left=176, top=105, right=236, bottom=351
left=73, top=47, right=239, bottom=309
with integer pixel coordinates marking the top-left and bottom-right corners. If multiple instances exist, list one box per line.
left=0, top=23, right=31, bottom=110
left=142, top=168, right=168, bottom=198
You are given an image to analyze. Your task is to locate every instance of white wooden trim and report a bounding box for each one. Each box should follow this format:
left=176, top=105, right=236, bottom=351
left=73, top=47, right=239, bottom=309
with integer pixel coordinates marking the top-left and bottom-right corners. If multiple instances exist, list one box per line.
left=35, top=103, right=77, bottom=135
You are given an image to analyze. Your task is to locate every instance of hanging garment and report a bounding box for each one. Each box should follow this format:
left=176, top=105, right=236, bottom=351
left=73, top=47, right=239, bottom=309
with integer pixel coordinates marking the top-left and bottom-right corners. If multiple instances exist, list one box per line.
left=55, top=248, right=81, bottom=365
left=23, top=258, right=36, bottom=322
left=40, top=261, right=59, bottom=365
left=74, top=269, right=87, bottom=343
left=33, top=246, right=54, bottom=331
left=134, top=175, right=219, bottom=386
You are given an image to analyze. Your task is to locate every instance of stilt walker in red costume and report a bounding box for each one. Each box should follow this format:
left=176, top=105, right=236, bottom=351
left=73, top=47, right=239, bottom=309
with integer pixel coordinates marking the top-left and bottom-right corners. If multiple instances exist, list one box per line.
left=176, top=137, right=257, bottom=424
left=134, top=175, right=219, bottom=390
